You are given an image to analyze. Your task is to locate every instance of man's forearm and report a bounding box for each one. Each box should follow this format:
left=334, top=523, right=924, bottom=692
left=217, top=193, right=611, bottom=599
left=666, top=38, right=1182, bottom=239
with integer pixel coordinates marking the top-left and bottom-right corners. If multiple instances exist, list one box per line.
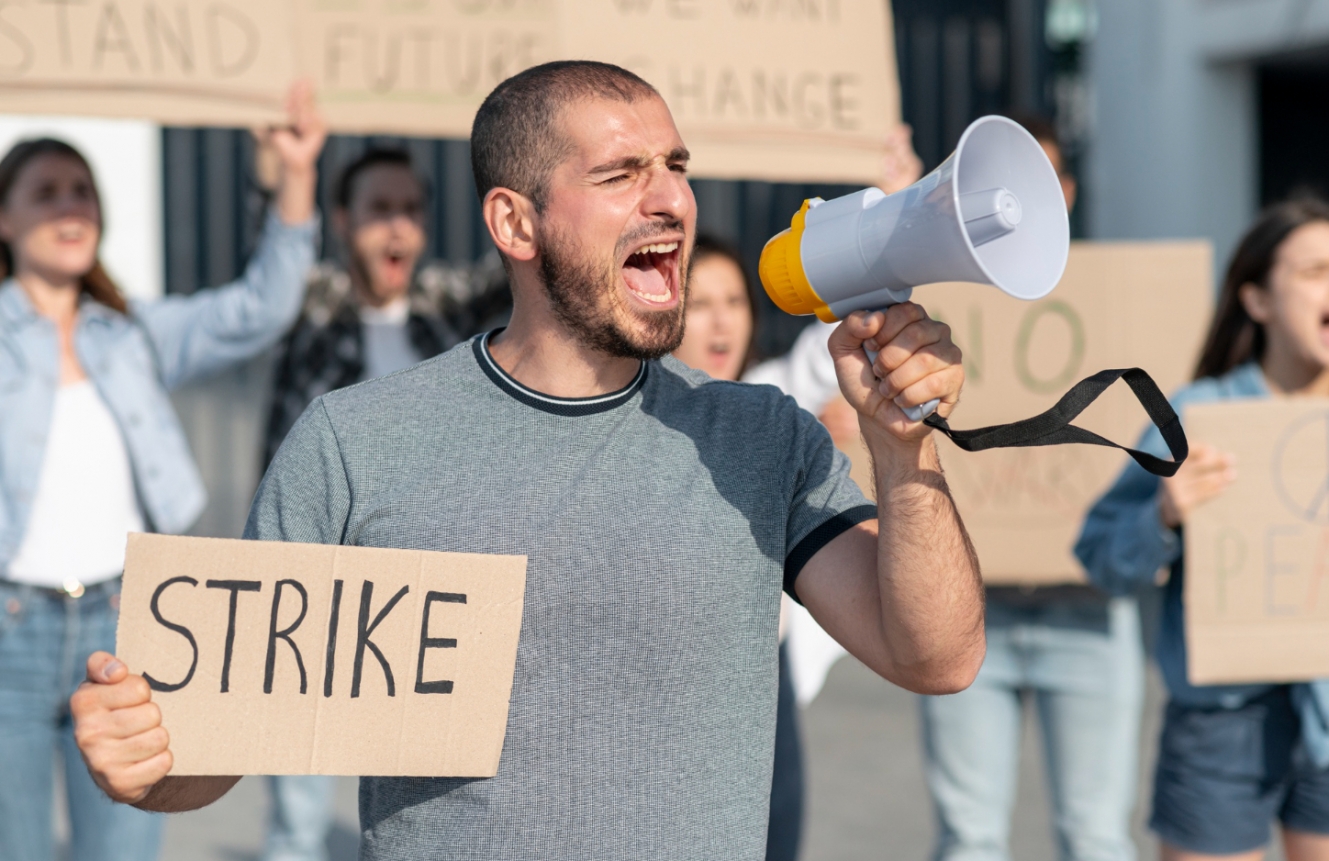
left=867, top=427, right=985, bottom=694
left=133, top=775, right=241, bottom=814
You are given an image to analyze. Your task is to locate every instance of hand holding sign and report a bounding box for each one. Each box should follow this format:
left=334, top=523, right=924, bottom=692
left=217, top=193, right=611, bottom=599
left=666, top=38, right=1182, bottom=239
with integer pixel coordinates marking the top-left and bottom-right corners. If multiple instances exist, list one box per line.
left=1158, top=443, right=1238, bottom=528
left=72, top=652, right=177, bottom=805
left=258, top=80, right=327, bottom=226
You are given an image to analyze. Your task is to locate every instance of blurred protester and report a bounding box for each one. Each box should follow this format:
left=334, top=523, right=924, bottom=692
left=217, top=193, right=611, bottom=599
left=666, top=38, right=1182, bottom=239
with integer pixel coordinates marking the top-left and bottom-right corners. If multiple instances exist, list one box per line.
left=1078, top=198, right=1329, bottom=861
left=0, top=85, right=324, bottom=861
left=263, top=147, right=510, bottom=468
left=260, top=149, right=508, bottom=861
left=71, top=59, right=983, bottom=861
left=674, top=235, right=809, bottom=860
left=918, top=116, right=1145, bottom=861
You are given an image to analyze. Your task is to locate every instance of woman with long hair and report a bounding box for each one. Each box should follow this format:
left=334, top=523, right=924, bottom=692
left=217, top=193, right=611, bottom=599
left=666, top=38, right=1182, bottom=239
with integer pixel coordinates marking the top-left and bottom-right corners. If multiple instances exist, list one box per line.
left=1078, top=198, right=1329, bottom=861
left=0, top=87, right=325, bottom=861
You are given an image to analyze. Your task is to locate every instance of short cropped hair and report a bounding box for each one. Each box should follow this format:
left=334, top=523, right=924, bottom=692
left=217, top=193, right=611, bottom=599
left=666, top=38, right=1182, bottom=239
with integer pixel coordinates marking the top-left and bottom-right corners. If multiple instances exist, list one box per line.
left=334, top=148, right=417, bottom=210
left=470, top=61, right=659, bottom=211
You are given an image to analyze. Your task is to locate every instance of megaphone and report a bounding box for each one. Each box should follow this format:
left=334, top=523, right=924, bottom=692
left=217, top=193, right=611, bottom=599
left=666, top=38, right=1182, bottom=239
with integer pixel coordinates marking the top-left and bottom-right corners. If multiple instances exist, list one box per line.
left=759, top=115, right=1070, bottom=419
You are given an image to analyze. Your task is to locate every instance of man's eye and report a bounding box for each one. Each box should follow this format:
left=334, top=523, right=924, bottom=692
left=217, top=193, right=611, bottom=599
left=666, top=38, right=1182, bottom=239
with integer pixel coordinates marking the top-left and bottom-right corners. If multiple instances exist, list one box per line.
left=669, top=163, right=688, bottom=174
left=602, top=174, right=630, bottom=185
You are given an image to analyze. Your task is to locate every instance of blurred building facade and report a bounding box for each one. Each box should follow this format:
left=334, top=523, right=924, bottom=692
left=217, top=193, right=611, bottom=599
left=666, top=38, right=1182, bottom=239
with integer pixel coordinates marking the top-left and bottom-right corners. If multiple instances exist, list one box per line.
left=1088, top=0, right=1329, bottom=261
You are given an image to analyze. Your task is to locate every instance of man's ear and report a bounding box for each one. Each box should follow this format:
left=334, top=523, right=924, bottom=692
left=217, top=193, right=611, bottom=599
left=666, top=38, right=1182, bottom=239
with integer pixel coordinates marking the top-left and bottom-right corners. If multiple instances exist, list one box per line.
left=1238, top=282, right=1271, bottom=323
left=483, top=188, right=538, bottom=264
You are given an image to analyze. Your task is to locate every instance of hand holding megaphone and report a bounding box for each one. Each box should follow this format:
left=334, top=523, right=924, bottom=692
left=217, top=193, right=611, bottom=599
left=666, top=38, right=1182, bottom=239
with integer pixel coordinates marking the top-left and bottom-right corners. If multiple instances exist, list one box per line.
left=759, top=116, right=1190, bottom=477
left=829, top=303, right=963, bottom=435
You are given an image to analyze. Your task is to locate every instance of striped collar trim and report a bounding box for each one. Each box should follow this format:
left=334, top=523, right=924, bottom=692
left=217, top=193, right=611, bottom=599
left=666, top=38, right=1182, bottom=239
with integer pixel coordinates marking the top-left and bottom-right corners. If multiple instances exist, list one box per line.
left=474, top=330, right=647, bottom=417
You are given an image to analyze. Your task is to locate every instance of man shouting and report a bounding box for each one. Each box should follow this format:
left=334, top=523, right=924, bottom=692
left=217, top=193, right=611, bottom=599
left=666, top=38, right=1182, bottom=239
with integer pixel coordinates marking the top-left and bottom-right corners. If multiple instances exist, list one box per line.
left=70, top=61, right=984, bottom=861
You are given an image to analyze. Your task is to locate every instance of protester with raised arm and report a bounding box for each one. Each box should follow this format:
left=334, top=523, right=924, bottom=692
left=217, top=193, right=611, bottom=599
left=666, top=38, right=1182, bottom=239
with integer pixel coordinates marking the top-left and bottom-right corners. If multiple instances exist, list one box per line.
left=1078, top=199, right=1329, bottom=861
left=68, top=62, right=983, bottom=861
left=264, top=147, right=510, bottom=469
left=0, top=85, right=324, bottom=861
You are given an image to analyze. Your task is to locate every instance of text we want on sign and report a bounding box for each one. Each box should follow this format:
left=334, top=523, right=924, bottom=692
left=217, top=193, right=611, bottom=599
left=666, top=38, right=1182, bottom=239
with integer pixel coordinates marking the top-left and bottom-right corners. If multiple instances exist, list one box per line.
left=0, top=0, right=899, bottom=184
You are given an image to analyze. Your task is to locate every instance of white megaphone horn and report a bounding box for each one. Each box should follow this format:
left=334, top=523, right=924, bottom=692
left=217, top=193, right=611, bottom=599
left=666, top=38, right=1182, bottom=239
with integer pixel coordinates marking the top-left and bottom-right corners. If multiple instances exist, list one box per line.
left=759, top=115, right=1070, bottom=420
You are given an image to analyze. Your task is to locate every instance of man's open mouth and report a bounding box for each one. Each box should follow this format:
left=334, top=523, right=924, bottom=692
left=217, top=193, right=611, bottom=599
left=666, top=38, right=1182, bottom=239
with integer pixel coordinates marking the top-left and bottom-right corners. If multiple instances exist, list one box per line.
left=621, top=241, right=681, bottom=306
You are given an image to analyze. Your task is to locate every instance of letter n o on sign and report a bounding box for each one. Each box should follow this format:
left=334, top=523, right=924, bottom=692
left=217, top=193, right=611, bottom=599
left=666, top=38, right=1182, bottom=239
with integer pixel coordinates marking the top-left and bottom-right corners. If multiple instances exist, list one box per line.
left=1014, top=300, right=1086, bottom=394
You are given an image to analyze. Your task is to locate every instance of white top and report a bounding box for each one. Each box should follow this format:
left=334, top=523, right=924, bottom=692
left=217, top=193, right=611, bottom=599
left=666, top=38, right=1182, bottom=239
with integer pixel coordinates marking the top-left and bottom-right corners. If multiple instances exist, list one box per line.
left=744, top=321, right=840, bottom=417
left=8, top=381, right=144, bottom=586
left=360, top=296, right=422, bottom=382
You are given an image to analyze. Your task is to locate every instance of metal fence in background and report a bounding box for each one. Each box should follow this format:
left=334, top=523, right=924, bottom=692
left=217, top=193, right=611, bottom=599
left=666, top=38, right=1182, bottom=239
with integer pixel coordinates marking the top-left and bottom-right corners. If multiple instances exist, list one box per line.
left=162, top=0, right=1054, bottom=359
left=163, top=1, right=1055, bottom=538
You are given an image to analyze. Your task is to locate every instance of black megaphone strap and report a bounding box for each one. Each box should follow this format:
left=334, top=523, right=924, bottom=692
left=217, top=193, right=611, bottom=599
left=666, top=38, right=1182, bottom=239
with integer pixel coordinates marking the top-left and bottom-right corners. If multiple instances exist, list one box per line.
left=921, top=367, right=1189, bottom=477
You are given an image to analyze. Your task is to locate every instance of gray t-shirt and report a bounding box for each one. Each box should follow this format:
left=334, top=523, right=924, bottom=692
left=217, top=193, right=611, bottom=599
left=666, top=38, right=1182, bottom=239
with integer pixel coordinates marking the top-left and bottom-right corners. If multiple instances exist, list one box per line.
left=247, top=332, right=874, bottom=861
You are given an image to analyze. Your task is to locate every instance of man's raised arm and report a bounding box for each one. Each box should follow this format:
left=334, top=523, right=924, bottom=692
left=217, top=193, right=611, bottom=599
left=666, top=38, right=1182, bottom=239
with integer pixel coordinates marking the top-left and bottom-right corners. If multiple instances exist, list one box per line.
left=793, top=304, right=986, bottom=695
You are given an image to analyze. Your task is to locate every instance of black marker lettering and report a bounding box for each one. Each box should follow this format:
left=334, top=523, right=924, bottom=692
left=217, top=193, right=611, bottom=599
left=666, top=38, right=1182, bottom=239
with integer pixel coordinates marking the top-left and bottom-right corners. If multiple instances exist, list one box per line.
left=38, top=0, right=81, bottom=68
left=206, top=3, right=258, bottom=78
left=143, top=3, right=195, bottom=74
left=93, top=2, right=141, bottom=72
left=0, top=2, right=34, bottom=75
left=143, top=576, right=199, bottom=692
left=323, top=579, right=343, bottom=698
left=205, top=579, right=261, bottom=693
left=415, top=592, right=465, bottom=694
left=263, top=579, right=309, bottom=694
left=351, top=581, right=408, bottom=698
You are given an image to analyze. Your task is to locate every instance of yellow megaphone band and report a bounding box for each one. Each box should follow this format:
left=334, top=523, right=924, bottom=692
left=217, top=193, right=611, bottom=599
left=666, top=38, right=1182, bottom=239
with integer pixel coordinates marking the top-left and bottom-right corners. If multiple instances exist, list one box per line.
left=757, top=199, right=840, bottom=324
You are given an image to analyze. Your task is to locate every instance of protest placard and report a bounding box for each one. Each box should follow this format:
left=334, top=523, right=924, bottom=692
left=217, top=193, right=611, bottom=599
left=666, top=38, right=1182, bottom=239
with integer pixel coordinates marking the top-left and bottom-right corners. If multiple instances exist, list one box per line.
left=922, top=241, right=1212, bottom=585
left=0, top=0, right=899, bottom=183
left=116, top=533, right=527, bottom=776
left=1184, top=399, right=1329, bottom=685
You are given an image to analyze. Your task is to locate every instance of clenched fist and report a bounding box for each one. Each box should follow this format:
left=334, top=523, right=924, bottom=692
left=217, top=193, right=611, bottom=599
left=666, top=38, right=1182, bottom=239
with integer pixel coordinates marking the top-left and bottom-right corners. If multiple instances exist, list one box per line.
left=71, top=652, right=172, bottom=804
left=828, top=303, right=964, bottom=443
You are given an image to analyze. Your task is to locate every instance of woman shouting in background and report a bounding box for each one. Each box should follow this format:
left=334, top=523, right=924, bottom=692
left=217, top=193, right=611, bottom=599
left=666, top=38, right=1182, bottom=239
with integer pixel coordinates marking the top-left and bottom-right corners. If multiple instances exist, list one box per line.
left=1078, top=198, right=1329, bottom=861
left=0, top=85, right=324, bottom=861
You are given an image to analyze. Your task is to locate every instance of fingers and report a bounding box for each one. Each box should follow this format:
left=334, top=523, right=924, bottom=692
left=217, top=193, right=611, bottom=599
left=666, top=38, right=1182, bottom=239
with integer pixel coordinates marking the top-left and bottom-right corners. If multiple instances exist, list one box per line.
left=87, top=650, right=128, bottom=685
left=76, top=668, right=152, bottom=711
left=72, top=659, right=171, bottom=804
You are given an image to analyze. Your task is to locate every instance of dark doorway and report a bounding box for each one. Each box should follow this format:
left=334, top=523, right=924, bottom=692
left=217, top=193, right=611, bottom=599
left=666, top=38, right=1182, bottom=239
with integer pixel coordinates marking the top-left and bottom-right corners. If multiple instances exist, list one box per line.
left=1260, top=56, right=1329, bottom=205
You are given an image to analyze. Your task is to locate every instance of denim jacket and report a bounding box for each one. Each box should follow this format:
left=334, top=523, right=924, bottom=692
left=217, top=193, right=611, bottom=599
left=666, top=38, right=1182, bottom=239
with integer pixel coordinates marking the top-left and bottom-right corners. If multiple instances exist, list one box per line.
left=0, top=213, right=317, bottom=571
left=1076, top=362, right=1329, bottom=767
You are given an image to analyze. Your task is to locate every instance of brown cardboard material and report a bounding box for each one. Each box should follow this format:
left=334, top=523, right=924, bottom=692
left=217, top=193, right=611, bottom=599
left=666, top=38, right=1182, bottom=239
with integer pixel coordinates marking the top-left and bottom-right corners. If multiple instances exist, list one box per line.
left=921, top=241, right=1212, bottom=585
left=116, top=533, right=527, bottom=776
left=0, top=0, right=899, bottom=183
left=1183, top=399, right=1329, bottom=685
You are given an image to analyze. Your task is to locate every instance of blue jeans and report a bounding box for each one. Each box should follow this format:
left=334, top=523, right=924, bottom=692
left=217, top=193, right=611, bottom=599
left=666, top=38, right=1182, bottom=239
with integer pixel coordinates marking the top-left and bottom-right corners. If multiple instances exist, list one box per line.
left=0, top=579, right=163, bottom=861
left=921, top=594, right=1144, bottom=861
left=264, top=775, right=335, bottom=861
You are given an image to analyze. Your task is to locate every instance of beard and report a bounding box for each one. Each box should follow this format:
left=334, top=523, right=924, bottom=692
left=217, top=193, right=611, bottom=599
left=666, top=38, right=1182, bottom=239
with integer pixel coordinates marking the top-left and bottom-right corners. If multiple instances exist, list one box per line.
left=538, top=221, right=689, bottom=361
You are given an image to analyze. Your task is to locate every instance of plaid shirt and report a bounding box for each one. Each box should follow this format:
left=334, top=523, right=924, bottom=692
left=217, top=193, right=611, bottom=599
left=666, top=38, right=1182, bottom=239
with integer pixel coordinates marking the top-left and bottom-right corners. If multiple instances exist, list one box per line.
left=264, top=256, right=510, bottom=468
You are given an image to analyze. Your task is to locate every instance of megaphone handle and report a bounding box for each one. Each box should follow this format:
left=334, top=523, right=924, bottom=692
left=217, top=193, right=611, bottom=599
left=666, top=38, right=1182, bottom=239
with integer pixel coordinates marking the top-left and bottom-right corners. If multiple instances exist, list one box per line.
left=862, top=342, right=941, bottom=421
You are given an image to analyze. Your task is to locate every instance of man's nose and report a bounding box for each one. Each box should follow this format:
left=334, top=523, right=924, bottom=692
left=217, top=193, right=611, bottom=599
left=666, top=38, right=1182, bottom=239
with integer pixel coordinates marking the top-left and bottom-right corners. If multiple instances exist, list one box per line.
left=641, top=165, right=693, bottom=224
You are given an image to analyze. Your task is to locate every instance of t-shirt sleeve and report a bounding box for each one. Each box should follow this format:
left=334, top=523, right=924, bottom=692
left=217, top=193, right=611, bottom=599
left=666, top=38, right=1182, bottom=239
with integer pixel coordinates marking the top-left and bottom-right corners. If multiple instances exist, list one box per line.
left=781, top=400, right=876, bottom=602
left=244, top=398, right=352, bottom=545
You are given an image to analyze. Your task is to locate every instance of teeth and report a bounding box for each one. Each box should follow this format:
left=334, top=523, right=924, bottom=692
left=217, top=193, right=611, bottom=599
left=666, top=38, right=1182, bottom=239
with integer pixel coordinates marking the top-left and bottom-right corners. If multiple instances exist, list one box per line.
left=629, top=286, right=671, bottom=302
left=629, top=241, right=679, bottom=258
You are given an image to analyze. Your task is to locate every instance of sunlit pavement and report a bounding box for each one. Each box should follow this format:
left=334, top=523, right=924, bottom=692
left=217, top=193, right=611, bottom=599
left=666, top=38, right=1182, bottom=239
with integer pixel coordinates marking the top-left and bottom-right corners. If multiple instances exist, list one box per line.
left=142, top=656, right=1176, bottom=861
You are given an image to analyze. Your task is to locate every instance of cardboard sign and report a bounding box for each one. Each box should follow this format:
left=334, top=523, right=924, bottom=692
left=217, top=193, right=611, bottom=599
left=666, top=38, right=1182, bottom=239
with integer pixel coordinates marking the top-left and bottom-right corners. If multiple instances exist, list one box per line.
left=1184, top=399, right=1329, bottom=685
left=116, top=534, right=527, bottom=776
left=0, top=0, right=899, bottom=184
left=921, top=241, right=1213, bottom=585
